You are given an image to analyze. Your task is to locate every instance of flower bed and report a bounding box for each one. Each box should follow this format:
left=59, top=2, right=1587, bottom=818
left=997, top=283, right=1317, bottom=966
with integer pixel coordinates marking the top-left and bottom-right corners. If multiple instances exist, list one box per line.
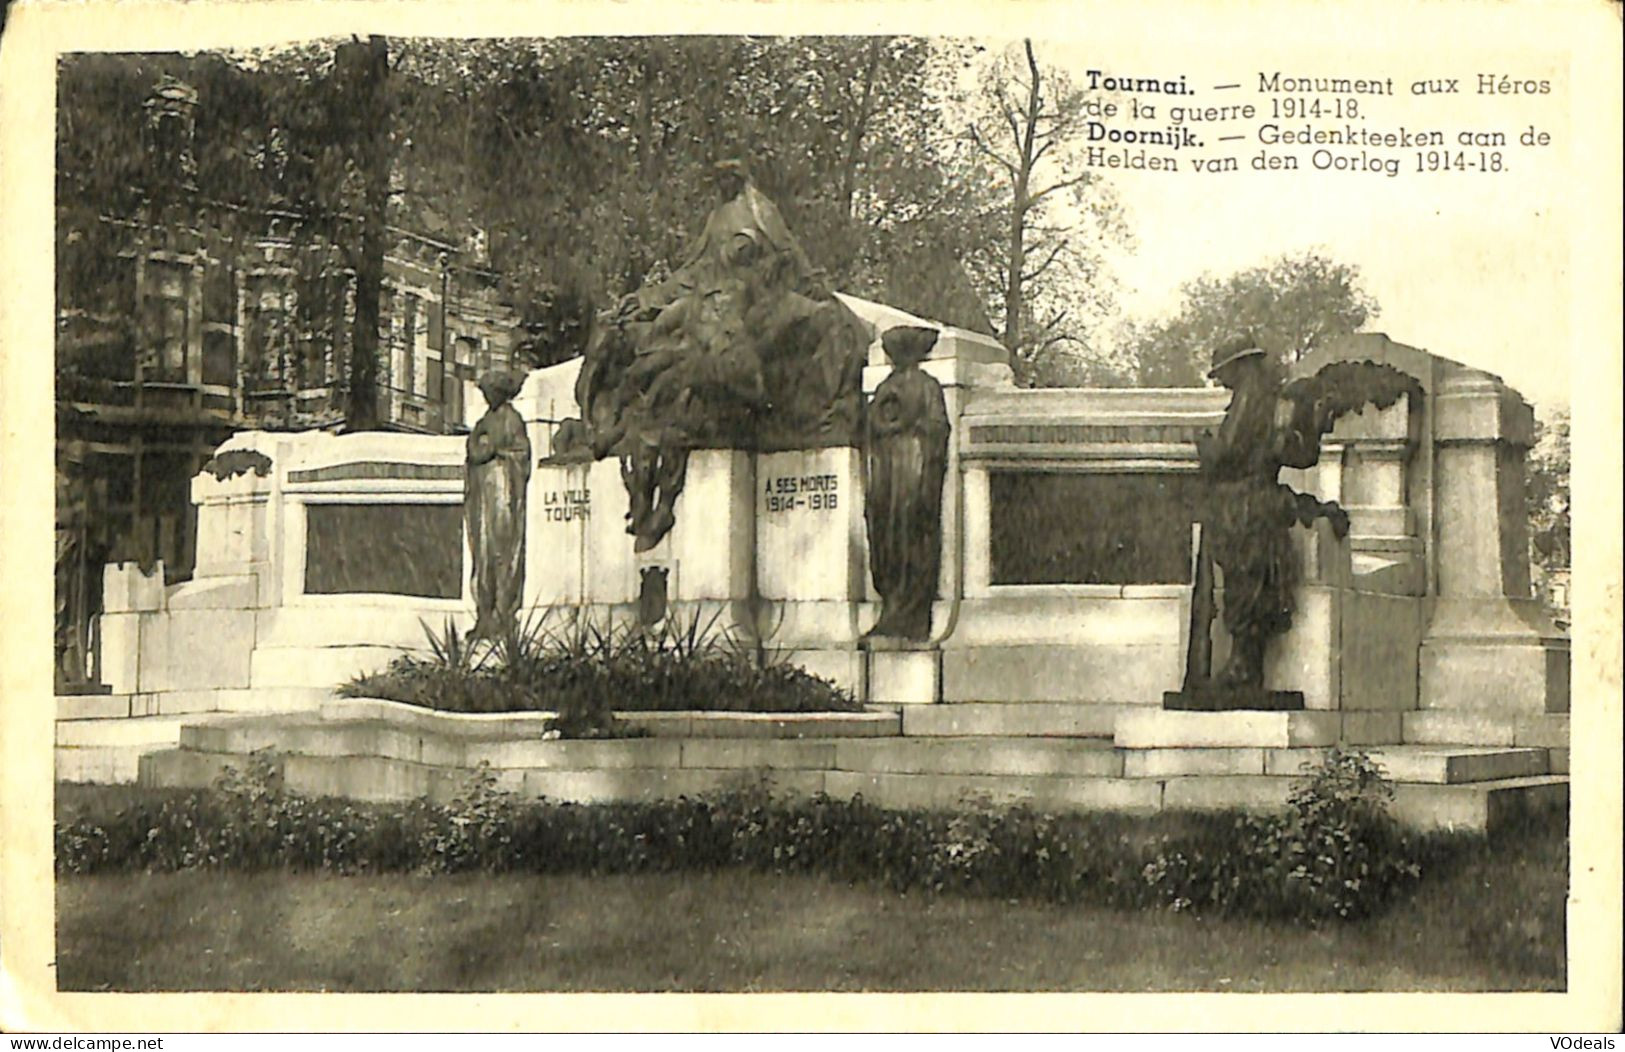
left=340, top=608, right=862, bottom=736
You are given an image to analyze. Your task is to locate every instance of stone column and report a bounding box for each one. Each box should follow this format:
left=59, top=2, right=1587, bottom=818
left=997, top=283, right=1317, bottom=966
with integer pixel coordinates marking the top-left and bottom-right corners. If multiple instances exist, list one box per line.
left=1419, top=367, right=1568, bottom=714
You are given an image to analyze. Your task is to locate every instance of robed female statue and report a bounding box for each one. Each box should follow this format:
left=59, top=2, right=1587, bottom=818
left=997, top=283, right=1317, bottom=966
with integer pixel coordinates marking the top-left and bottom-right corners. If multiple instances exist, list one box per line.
left=466, top=371, right=532, bottom=639
left=863, top=326, right=950, bottom=641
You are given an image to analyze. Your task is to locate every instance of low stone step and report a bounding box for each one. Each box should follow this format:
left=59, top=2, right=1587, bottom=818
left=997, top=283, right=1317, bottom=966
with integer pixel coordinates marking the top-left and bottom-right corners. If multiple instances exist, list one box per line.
left=522, top=767, right=828, bottom=804
left=56, top=714, right=234, bottom=748
left=324, top=697, right=900, bottom=740
left=56, top=745, right=143, bottom=783
left=1391, top=775, right=1569, bottom=832
left=1365, top=745, right=1549, bottom=784
left=1125, top=748, right=1272, bottom=778
left=822, top=770, right=1163, bottom=814
left=139, top=747, right=497, bottom=803
left=625, top=711, right=900, bottom=739
left=1403, top=710, right=1569, bottom=749
left=135, top=740, right=1568, bottom=834
left=55, top=695, right=135, bottom=720
left=901, top=702, right=1142, bottom=738
left=833, top=737, right=1123, bottom=778
left=1155, top=773, right=1569, bottom=832
left=1114, top=710, right=1342, bottom=749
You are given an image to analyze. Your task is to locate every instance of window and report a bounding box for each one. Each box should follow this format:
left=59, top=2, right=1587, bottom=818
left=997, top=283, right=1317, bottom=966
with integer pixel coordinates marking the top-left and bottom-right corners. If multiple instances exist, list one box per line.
left=243, top=277, right=291, bottom=391
left=401, top=293, right=418, bottom=396
left=201, top=261, right=236, bottom=386
left=294, top=272, right=345, bottom=391
left=141, top=259, right=191, bottom=383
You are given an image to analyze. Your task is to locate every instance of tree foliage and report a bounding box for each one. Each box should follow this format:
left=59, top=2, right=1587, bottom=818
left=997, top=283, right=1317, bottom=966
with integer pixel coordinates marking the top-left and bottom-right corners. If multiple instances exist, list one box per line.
left=960, top=40, right=1128, bottom=386
left=59, top=37, right=1139, bottom=388
left=1119, top=251, right=1380, bottom=387
left=1525, top=407, right=1571, bottom=624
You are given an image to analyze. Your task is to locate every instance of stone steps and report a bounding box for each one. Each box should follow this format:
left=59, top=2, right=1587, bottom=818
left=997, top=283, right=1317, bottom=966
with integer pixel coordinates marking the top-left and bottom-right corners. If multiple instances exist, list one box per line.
left=323, top=697, right=902, bottom=740
left=1366, top=745, right=1549, bottom=784
left=176, top=717, right=1124, bottom=778
left=57, top=688, right=331, bottom=719
left=136, top=744, right=1567, bottom=832
left=901, top=702, right=1147, bottom=738
left=1402, top=710, right=1569, bottom=748
left=55, top=746, right=144, bottom=784
left=55, top=714, right=234, bottom=748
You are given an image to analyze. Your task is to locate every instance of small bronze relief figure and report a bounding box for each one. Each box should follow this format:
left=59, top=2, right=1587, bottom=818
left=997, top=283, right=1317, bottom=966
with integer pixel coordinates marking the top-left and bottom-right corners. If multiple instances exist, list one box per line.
left=863, top=326, right=950, bottom=642
left=466, top=371, right=532, bottom=640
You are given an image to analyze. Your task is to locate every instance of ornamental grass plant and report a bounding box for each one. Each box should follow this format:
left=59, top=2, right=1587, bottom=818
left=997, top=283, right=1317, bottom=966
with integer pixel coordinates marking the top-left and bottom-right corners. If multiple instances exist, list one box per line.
left=340, top=606, right=861, bottom=729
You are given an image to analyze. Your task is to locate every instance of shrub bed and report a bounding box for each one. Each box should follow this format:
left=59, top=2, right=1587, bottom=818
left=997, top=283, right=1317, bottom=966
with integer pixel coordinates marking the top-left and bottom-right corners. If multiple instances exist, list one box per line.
left=340, top=608, right=860, bottom=729
left=58, top=750, right=1455, bottom=924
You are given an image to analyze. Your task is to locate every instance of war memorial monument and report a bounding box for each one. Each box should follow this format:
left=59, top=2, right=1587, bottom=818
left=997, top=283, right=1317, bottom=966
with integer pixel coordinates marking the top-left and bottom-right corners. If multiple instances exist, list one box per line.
left=55, top=173, right=1571, bottom=834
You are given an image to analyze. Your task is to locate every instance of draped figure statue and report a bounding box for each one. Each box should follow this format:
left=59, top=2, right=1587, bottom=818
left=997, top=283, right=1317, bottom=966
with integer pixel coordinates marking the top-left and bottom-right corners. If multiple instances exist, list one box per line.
left=863, top=326, right=950, bottom=642
left=466, top=371, right=532, bottom=640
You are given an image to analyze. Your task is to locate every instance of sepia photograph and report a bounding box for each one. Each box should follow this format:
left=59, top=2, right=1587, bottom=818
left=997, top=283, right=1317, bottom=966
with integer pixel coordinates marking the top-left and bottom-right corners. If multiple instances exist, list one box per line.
left=3, top=0, right=1620, bottom=1032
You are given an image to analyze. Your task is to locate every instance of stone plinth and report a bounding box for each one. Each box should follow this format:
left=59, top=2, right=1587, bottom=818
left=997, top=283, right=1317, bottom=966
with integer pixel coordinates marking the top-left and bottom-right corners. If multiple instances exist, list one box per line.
left=1115, top=709, right=1342, bottom=749
left=866, top=644, right=942, bottom=705
left=753, top=448, right=867, bottom=693
left=756, top=447, right=864, bottom=602
left=668, top=449, right=755, bottom=603
left=526, top=460, right=594, bottom=607
left=578, top=457, right=638, bottom=605
left=1162, top=687, right=1304, bottom=712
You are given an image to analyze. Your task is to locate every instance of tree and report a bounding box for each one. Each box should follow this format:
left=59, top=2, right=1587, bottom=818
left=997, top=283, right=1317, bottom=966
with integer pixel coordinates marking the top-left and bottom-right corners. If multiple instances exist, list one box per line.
left=1526, top=407, right=1571, bottom=625
left=333, top=36, right=392, bottom=430
left=962, top=40, right=1127, bottom=385
left=1120, top=251, right=1380, bottom=387
left=386, top=36, right=1007, bottom=343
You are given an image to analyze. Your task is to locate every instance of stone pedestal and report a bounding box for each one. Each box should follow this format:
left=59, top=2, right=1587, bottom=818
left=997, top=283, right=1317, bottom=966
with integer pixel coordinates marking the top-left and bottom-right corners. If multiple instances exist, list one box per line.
left=526, top=460, right=594, bottom=608
left=866, top=643, right=942, bottom=705
left=666, top=449, right=755, bottom=602
left=580, top=457, right=638, bottom=605
left=755, top=447, right=867, bottom=692
left=1420, top=368, right=1568, bottom=716
left=756, top=447, right=865, bottom=602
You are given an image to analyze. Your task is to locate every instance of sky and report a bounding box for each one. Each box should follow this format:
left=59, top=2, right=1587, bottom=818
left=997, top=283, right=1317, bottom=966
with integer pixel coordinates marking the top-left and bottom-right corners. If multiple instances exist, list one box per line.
left=1007, top=33, right=1581, bottom=411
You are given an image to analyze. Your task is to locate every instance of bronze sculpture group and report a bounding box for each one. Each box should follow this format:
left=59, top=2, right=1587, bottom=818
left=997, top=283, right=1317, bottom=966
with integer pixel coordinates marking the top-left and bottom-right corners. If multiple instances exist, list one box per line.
left=468, top=162, right=935, bottom=642
left=548, top=160, right=868, bottom=552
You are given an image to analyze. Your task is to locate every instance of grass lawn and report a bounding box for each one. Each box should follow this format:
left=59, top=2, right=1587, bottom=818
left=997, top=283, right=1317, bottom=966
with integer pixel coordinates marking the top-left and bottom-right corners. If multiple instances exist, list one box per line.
left=56, top=819, right=1565, bottom=993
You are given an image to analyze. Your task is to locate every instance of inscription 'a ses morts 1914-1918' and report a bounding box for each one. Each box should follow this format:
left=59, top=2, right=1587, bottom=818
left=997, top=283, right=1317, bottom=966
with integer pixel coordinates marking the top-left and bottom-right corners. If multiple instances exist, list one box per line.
left=863, top=326, right=950, bottom=643
left=763, top=472, right=840, bottom=513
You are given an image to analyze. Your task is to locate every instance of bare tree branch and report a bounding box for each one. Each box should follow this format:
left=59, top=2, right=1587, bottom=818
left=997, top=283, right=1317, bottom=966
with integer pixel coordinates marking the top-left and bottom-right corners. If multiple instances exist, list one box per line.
left=1021, top=239, right=1069, bottom=284
left=967, top=125, right=1017, bottom=175
left=1027, top=172, right=1089, bottom=208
